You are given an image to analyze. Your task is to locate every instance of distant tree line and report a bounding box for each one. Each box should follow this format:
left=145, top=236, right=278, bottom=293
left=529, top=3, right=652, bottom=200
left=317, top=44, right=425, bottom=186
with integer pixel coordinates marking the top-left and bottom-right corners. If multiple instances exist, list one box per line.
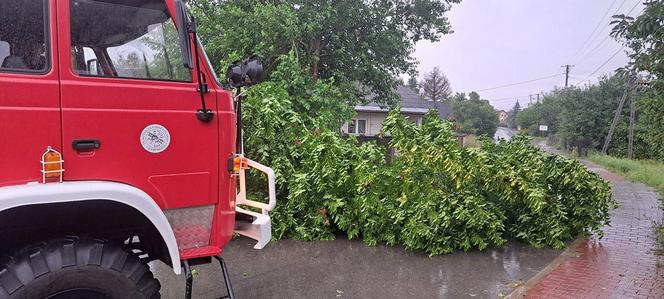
left=511, top=1, right=664, bottom=161
left=408, top=68, right=498, bottom=137
left=449, top=92, right=499, bottom=137
left=515, top=75, right=650, bottom=158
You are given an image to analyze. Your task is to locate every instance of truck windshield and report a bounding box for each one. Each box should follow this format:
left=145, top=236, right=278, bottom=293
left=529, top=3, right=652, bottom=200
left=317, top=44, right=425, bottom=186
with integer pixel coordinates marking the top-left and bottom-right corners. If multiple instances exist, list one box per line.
left=70, top=0, right=191, bottom=82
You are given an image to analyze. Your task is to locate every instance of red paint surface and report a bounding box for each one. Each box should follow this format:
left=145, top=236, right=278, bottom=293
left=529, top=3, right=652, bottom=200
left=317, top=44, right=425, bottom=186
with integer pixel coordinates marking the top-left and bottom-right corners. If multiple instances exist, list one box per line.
left=0, top=0, right=61, bottom=186
left=180, top=246, right=222, bottom=260
left=1, top=0, right=237, bottom=257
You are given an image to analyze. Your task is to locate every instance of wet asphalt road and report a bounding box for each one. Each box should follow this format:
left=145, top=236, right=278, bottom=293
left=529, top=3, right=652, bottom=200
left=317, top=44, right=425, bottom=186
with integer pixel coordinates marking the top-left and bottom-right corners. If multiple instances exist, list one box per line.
left=153, top=236, right=559, bottom=299
left=494, top=127, right=516, bottom=141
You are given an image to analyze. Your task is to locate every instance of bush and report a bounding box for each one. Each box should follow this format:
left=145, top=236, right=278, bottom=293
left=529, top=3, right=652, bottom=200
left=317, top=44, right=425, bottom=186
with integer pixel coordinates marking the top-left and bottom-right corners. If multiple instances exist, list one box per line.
left=238, top=52, right=615, bottom=254
left=262, top=109, right=616, bottom=254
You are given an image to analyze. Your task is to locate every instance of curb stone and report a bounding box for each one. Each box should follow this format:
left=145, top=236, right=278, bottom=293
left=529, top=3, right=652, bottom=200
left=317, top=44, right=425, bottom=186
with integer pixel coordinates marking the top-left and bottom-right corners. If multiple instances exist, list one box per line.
left=504, top=237, right=586, bottom=299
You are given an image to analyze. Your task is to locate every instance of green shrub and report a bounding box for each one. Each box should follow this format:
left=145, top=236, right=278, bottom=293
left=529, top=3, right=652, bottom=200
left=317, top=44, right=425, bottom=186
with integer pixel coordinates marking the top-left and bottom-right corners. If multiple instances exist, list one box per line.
left=239, top=52, right=615, bottom=254
left=262, top=110, right=616, bottom=254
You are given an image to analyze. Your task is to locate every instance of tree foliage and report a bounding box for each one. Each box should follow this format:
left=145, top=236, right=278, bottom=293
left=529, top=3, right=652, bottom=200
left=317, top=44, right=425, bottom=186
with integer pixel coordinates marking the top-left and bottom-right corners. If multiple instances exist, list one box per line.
left=611, top=0, right=664, bottom=83
left=190, top=0, right=617, bottom=255
left=507, top=101, right=521, bottom=129
left=516, top=93, right=562, bottom=136
left=238, top=56, right=615, bottom=254
left=516, top=76, right=633, bottom=154
left=190, top=0, right=459, bottom=105
left=407, top=75, right=419, bottom=93
left=421, top=67, right=452, bottom=101
left=242, top=51, right=354, bottom=190
left=450, top=92, right=499, bottom=137
left=611, top=0, right=664, bottom=160
left=272, top=110, right=615, bottom=253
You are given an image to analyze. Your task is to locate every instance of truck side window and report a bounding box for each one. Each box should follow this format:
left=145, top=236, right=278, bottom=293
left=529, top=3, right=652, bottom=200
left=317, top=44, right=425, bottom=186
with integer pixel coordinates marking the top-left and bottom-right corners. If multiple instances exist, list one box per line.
left=70, top=0, right=192, bottom=82
left=0, top=0, right=49, bottom=73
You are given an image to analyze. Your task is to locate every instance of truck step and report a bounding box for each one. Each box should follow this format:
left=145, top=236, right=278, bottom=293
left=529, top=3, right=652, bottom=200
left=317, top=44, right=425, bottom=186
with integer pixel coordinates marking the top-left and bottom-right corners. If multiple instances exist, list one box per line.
left=234, top=207, right=271, bottom=249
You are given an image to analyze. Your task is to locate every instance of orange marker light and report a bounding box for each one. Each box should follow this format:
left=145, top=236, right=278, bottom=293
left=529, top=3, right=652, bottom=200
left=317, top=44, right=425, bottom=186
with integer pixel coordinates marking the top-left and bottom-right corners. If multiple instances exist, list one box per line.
left=41, top=146, right=64, bottom=183
left=233, top=156, right=249, bottom=173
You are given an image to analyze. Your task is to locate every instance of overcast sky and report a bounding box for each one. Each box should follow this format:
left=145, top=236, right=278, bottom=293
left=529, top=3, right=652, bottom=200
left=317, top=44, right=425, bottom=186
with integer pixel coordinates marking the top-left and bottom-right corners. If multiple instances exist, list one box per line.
left=412, top=0, right=644, bottom=111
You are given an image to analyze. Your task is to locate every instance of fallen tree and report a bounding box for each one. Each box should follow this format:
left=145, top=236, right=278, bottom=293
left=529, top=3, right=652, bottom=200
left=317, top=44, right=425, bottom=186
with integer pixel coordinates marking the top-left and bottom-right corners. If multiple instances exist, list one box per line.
left=243, top=79, right=616, bottom=253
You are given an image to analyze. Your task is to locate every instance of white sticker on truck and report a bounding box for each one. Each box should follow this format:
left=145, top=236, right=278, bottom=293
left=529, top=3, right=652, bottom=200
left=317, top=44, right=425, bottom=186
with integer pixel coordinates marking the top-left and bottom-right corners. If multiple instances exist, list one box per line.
left=140, top=124, right=171, bottom=153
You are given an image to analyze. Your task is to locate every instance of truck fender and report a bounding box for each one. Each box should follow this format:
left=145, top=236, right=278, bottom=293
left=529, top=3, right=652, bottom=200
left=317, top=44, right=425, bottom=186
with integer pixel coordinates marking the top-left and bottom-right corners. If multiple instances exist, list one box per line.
left=0, top=181, right=182, bottom=275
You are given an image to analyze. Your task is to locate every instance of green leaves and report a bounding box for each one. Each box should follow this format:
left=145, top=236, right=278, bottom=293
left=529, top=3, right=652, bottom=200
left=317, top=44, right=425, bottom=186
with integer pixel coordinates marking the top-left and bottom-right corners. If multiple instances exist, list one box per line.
left=266, top=109, right=615, bottom=254
left=189, top=0, right=619, bottom=255
left=191, top=0, right=458, bottom=106
left=232, top=45, right=615, bottom=255
left=449, top=92, right=500, bottom=137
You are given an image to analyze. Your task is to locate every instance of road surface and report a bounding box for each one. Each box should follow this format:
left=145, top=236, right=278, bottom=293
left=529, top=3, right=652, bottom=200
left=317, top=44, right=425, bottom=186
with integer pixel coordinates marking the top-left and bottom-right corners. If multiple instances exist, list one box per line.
left=494, top=127, right=516, bottom=141
left=154, top=237, right=559, bottom=298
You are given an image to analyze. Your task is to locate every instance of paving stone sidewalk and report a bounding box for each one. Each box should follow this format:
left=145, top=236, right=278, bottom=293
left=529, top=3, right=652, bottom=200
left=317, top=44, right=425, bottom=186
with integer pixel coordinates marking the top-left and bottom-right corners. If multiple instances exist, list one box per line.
left=525, top=144, right=664, bottom=299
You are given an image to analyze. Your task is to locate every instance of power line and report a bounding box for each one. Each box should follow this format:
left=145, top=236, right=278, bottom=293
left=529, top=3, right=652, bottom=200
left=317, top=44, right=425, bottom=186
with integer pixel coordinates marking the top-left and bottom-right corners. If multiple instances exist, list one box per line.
left=487, top=1, right=644, bottom=108
left=569, top=0, right=620, bottom=62
left=470, top=73, right=564, bottom=92
left=490, top=94, right=536, bottom=102
left=578, top=0, right=629, bottom=58
left=574, top=0, right=643, bottom=78
left=572, top=0, right=640, bottom=65
left=575, top=35, right=613, bottom=65
left=488, top=92, right=544, bottom=102
left=575, top=47, right=624, bottom=85
left=624, top=0, right=643, bottom=16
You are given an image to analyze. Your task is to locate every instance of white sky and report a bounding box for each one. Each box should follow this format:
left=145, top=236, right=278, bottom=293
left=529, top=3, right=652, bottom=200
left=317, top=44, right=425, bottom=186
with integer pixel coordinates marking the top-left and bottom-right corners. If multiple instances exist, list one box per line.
left=411, top=0, right=644, bottom=111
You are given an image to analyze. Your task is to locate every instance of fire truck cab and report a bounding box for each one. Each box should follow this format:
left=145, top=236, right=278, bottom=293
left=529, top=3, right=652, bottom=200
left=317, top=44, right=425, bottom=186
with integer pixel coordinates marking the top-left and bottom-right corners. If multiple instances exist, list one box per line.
left=0, top=0, right=274, bottom=298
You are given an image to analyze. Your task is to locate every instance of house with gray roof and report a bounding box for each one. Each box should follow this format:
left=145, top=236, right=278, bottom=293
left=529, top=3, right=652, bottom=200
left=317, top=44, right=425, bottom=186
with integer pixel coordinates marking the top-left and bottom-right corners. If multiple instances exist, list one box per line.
left=342, top=85, right=453, bottom=136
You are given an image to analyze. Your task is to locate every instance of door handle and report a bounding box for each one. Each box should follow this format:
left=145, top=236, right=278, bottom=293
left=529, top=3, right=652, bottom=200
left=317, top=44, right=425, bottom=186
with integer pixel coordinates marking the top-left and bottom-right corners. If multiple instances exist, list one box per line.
left=72, top=139, right=100, bottom=151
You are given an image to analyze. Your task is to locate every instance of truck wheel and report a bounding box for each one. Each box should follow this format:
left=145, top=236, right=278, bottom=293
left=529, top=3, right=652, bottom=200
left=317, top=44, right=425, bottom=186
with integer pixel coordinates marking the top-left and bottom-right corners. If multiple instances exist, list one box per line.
left=0, top=237, right=161, bottom=299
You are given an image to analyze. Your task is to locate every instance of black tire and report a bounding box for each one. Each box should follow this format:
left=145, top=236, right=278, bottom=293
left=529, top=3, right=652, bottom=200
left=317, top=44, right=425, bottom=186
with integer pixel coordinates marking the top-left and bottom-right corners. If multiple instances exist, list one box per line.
left=0, top=237, right=161, bottom=299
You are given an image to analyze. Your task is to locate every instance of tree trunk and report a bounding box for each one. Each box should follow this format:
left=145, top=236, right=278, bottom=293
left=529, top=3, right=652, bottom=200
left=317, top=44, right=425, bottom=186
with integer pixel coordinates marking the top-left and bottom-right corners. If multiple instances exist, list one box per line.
left=311, top=37, right=321, bottom=81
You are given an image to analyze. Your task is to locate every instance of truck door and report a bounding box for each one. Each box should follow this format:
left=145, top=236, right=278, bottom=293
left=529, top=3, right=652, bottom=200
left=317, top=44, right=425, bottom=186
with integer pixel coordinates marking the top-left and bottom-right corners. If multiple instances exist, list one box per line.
left=0, top=0, right=60, bottom=186
left=57, top=0, right=219, bottom=209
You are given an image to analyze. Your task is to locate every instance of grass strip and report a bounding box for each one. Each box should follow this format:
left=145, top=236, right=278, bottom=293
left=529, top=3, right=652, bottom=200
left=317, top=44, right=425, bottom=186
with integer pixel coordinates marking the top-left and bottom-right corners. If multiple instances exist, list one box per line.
left=588, top=153, right=664, bottom=198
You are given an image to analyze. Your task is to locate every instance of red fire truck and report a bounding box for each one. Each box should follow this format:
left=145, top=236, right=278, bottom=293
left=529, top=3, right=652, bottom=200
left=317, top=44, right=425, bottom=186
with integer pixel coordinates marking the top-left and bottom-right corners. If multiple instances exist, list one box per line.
left=0, top=0, right=275, bottom=298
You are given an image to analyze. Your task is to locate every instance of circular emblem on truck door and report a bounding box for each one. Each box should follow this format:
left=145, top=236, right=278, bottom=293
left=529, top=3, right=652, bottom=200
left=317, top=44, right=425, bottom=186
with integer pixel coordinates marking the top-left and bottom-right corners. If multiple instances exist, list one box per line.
left=140, top=124, right=171, bottom=154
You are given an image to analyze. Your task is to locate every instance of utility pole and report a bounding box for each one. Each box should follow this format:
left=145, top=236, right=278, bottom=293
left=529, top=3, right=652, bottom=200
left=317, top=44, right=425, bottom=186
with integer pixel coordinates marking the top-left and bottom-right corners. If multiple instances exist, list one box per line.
left=627, top=79, right=649, bottom=159
left=536, top=93, right=541, bottom=137
left=602, top=77, right=633, bottom=155
left=628, top=95, right=635, bottom=159
left=562, top=65, right=574, bottom=88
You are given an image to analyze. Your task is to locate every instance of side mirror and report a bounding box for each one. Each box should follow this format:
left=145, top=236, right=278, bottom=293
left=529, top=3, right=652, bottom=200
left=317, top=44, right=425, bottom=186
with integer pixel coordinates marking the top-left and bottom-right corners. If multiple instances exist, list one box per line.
left=175, top=0, right=193, bottom=69
left=226, top=56, right=264, bottom=88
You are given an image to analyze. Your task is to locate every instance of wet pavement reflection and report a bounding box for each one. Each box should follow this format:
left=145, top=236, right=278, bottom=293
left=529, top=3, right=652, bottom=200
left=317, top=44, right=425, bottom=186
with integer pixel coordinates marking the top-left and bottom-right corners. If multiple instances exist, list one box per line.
left=154, top=237, right=559, bottom=298
left=494, top=127, right=516, bottom=141
left=526, top=142, right=664, bottom=298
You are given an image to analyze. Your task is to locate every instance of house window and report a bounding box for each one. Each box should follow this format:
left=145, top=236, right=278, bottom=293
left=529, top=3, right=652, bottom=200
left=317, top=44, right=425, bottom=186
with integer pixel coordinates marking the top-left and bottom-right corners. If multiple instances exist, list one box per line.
left=348, top=119, right=367, bottom=135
